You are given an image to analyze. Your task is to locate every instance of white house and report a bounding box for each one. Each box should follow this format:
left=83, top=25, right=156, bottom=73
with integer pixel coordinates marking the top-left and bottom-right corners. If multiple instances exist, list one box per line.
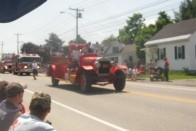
left=144, top=18, right=196, bottom=72
left=100, top=41, right=124, bottom=63
left=100, top=41, right=139, bottom=67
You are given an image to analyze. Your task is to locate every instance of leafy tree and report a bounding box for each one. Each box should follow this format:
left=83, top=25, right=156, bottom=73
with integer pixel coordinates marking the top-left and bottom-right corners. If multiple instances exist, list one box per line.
left=45, top=33, right=64, bottom=52
left=155, top=11, right=173, bottom=32
left=69, top=35, right=86, bottom=43
left=174, top=0, right=196, bottom=22
left=102, top=34, right=118, bottom=43
left=134, top=25, right=156, bottom=64
left=37, top=45, right=51, bottom=63
left=118, top=13, right=145, bottom=44
left=20, top=42, right=39, bottom=54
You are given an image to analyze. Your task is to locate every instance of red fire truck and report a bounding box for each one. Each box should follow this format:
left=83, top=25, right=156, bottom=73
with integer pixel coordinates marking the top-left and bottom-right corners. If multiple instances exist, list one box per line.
left=48, top=43, right=127, bottom=92
left=12, top=53, right=41, bottom=75
left=0, top=59, right=13, bottom=73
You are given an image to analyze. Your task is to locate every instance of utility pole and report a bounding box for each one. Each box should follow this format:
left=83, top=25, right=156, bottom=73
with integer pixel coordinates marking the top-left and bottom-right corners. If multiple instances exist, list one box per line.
left=69, top=7, right=84, bottom=43
left=14, top=33, right=22, bottom=55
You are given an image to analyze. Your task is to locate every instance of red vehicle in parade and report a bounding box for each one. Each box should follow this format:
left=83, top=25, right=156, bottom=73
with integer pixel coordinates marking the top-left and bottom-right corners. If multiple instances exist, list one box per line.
left=12, top=53, right=41, bottom=75
left=48, top=43, right=127, bottom=92
left=0, top=59, right=13, bottom=73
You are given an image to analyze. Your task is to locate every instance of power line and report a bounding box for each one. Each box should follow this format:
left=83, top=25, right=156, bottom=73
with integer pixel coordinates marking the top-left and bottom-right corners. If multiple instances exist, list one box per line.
left=59, top=2, right=180, bottom=37
left=57, top=0, right=174, bottom=36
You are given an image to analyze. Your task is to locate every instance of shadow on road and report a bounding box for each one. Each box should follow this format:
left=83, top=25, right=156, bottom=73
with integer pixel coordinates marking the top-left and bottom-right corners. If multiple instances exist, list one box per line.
left=47, top=84, right=127, bottom=95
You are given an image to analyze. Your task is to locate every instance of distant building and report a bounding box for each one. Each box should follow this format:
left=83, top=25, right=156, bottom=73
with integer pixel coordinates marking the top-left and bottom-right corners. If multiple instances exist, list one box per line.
left=1, top=53, right=15, bottom=60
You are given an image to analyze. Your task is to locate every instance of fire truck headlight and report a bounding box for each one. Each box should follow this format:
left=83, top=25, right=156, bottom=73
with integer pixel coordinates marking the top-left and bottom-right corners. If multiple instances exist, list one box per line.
left=4, top=66, right=7, bottom=69
left=110, top=61, right=116, bottom=66
left=24, top=66, right=28, bottom=69
left=94, top=61, right=101, bottom=68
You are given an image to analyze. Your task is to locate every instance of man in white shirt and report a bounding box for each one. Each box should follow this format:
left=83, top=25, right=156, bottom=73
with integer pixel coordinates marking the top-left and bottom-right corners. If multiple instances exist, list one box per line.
left=32, top=61, right=38, bottom=80
left=9, top=92, right=56, bottom=131
left=71, top=46, right=81, bottom=62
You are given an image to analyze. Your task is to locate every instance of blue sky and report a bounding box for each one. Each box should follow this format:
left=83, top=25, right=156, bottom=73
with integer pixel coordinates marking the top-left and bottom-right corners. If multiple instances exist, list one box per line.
left=0, top=0, right=183, bottom=54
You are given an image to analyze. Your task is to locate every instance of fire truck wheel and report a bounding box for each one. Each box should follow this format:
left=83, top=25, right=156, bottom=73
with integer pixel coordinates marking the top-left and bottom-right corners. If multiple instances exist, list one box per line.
left=79, top=72, right=92, bottom=92
left=13, top=70, right=17, bottom=75
left=51, top=75, right=59, bottom=86
left=18, top=71, right=23, bottom=76
left=113, top=70, right=126, bottom=92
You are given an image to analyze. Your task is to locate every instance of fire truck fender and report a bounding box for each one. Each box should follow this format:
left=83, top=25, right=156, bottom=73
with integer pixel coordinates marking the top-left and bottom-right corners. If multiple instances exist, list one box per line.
left=81, top=65, right=93, bottom=70
left=110, top=65, right=127, bottom=75
left=75, top=66, right=94, bottom=83
left=48, top=64, right=56, bottom=76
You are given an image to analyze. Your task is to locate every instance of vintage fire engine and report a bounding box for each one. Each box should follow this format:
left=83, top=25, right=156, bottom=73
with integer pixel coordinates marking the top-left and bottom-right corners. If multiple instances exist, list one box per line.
left=12, top=53, right=41, bottom=75
left=0, top=59, right=13, bottom=73
left=48, top=43, right=127, bottom=92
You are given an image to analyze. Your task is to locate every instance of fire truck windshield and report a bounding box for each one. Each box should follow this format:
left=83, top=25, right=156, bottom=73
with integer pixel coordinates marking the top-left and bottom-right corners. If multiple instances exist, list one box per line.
left=20, top=57, right=41, bottom=63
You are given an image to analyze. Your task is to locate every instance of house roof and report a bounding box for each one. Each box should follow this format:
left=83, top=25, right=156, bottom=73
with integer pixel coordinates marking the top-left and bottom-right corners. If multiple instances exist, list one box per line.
left=150, top=18, right=196, bottom=41
left=121, top=44, right=135, bottom=54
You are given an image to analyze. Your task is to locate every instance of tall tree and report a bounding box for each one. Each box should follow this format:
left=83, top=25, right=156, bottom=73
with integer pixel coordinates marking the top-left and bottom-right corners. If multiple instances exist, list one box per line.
left=45, top=33, right=64, bottom=52
left=21, top=42, right=39, bottom=54
left=118, top=13, right=145, bottom=44
left=174, top=0, right=196, bottom=22
left=155, top=11, right=173, bottom=32
left=102, top=34, right=117, bottom=43
left=69, top=35, right=86, bottom=44
left=134, top=24, right=156, bottom=64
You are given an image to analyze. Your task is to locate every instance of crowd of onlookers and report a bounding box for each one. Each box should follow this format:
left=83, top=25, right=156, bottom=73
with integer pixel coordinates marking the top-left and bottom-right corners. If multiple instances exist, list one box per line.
left=124, top=57, right=170, bottom=81
left=0, top=80, right=56, bottom=131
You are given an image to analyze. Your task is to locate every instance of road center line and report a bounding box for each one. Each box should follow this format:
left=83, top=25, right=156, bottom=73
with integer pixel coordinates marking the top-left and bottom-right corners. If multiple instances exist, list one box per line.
left=25, top=89, right=128, bottom=131
left=128, top=90, right=196, bottom=104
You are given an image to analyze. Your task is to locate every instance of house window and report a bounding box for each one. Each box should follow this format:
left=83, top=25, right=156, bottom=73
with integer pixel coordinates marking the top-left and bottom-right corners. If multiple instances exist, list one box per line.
left=174, top=45, right=185, bottom=59
left=157, top=48, right=166, bottom=60
left=113, top=47, right=119, bottom=53
left=129, top=56, right=133, bottom=61
left=111, top=57, right=118, bottom=62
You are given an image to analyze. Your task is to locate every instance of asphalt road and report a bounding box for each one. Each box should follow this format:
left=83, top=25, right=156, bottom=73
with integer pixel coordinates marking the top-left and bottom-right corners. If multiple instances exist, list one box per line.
left=1, top=73, right=196, bottom=131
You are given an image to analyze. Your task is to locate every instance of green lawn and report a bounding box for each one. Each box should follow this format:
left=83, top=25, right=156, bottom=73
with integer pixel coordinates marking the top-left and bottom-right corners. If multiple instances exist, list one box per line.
left=126, top=71, right=196, bottom=80
left=169, top=71, right=196, bottom=80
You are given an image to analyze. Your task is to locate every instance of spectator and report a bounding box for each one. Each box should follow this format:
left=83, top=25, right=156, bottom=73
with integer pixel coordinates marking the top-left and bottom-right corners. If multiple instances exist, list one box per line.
left=0, top=82, right=27, bottom=131
left=0, top=80, right=9, bottom=102
left=9, top=92, right=56, bottom=131
left=164, top=57, right=170, bottom=81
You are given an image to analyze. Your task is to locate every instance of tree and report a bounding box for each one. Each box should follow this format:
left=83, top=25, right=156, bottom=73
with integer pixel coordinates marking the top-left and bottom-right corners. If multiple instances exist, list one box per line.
left=21, top=42, right=39, bottom=54
left=45, top=33, right=64, bottom=52
left=174, top=0, right=196, bottom=22
left=134, top=24, right=156, bottom=64
left=69, top=35, right=86, bottom=43
left=118, top=13, right=145, bottom=44
left=134, top=11, right=172, bottom=63
left=155, top=11, right=173, bottom=32
left=102, top=34, right=118, bottom=43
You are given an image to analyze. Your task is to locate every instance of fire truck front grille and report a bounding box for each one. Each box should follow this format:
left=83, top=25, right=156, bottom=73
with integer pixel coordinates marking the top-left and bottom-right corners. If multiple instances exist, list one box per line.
left=98, top=61, right=110, bottom=74
left=8, top=65, right=12, bottom=68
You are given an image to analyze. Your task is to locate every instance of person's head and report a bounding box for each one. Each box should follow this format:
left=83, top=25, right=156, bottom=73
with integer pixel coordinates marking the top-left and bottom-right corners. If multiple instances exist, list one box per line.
left=75, top=45, right=79, bottom=50
left=6, top=82, right=27, bottom=105
left=29, top=92, right=51, bottom=120
left=164, top=57, right=167, bottom=61
left=0, top=80, right=9, bottom=101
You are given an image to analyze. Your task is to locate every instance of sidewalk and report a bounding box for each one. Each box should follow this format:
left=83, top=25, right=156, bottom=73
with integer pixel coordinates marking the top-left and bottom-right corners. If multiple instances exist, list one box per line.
left=127, top=78, right=196, bottom=87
